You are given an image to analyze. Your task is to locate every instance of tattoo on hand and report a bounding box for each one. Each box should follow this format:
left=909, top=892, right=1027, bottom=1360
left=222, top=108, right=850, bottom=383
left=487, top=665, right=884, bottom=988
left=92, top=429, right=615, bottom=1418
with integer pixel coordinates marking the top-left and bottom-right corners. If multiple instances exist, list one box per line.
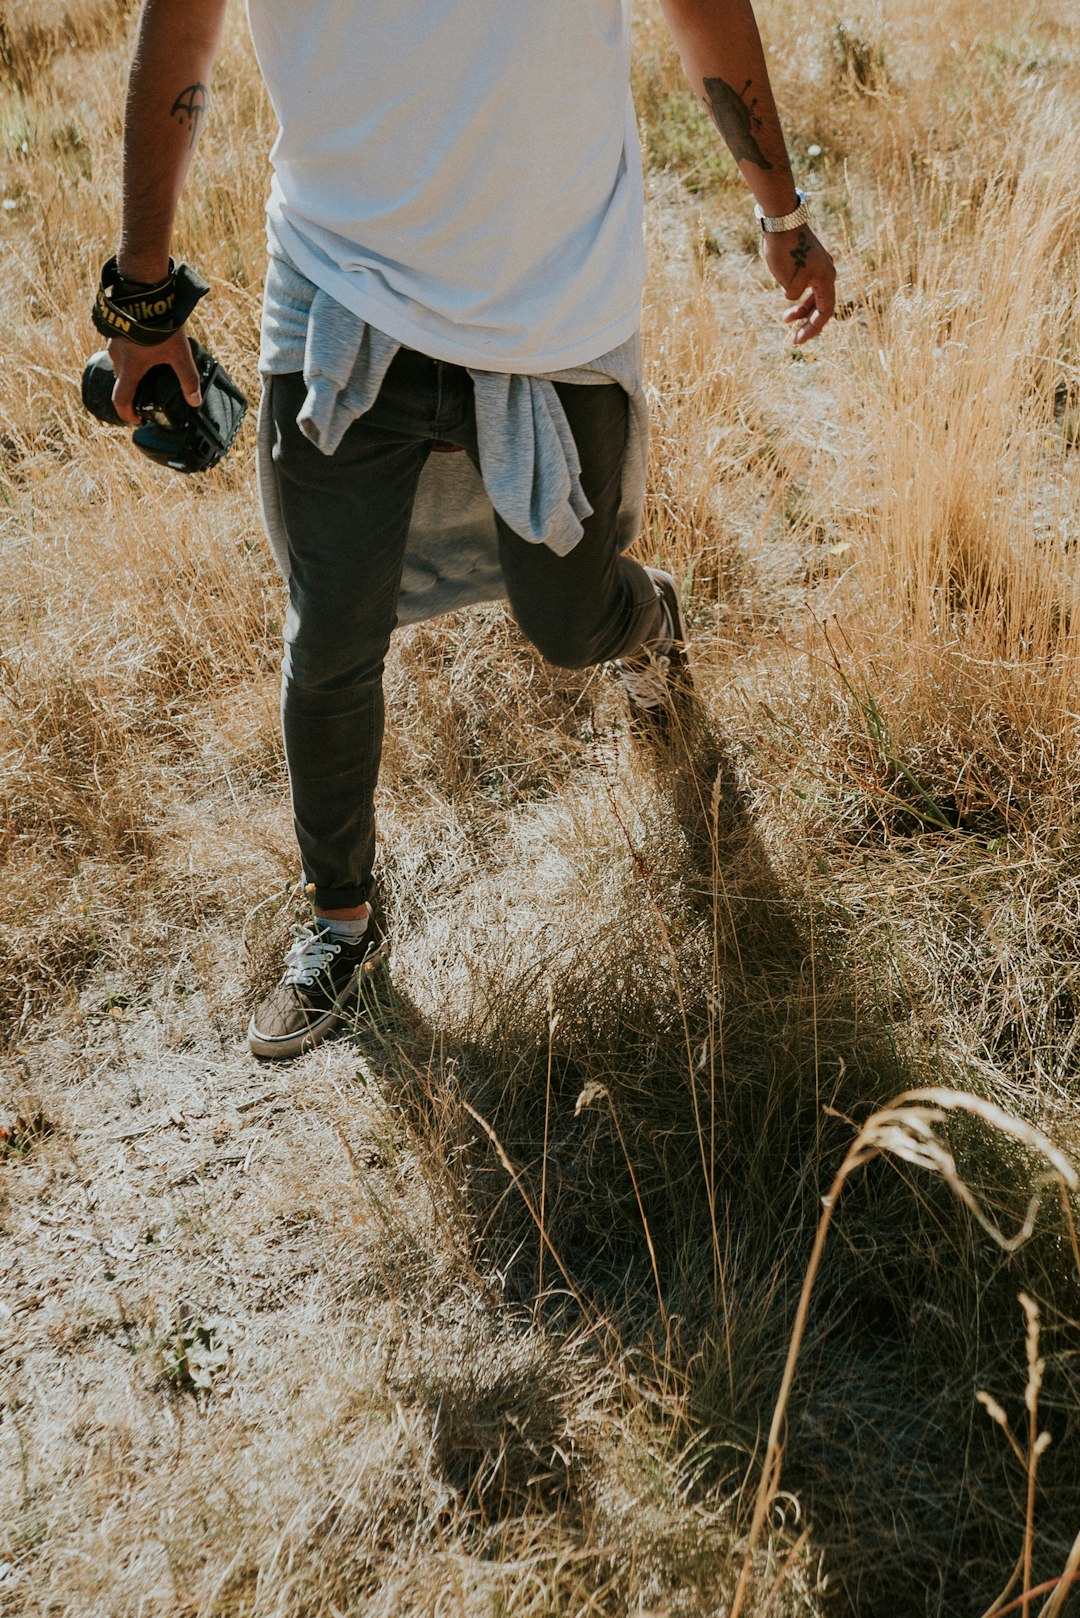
left=701, top=76, right=773, bottom=171
left=171, top=82, right=210, bottom=147
left=791, top=230, right=810, bottom=272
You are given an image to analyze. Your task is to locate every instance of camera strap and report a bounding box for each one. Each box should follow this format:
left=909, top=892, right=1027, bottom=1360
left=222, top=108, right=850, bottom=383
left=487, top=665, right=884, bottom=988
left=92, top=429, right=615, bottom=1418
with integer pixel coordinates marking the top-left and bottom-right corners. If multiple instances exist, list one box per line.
left=91, top=257, right=209, bottom=347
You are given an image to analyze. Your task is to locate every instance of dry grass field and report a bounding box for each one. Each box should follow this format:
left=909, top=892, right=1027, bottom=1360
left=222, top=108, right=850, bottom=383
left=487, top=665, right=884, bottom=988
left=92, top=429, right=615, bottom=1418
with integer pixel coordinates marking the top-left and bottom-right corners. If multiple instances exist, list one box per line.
left=3, top=0, right=1080, bottom=1612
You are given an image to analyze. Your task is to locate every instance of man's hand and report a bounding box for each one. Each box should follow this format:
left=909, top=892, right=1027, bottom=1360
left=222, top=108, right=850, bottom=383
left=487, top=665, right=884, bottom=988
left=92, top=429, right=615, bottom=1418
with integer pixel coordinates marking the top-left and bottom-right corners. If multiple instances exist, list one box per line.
left=761, top=226, right=836, bottom=346
left=657, top=0, right=838, bottom=343
left=107, top=327, right=202, bottom=424
left=104, top=0, right=227, bottom=421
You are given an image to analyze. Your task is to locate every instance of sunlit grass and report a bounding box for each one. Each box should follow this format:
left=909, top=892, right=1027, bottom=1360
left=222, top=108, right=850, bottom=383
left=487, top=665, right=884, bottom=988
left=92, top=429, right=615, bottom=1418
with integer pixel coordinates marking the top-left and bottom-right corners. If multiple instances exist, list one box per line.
left=2, top=0, right=1080, bottom=1612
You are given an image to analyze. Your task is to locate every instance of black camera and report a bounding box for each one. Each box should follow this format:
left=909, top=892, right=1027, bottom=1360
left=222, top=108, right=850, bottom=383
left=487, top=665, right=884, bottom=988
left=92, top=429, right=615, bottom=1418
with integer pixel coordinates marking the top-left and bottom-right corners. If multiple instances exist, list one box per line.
left=81, top=338, right=247, bottom=473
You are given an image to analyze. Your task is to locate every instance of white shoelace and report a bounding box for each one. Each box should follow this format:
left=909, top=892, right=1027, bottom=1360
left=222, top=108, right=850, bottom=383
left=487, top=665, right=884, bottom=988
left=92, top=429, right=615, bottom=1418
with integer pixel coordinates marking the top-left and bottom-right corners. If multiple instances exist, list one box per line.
left=280, top=925, right=342, bottom=988
left=614, top=649, right=673, bottom=710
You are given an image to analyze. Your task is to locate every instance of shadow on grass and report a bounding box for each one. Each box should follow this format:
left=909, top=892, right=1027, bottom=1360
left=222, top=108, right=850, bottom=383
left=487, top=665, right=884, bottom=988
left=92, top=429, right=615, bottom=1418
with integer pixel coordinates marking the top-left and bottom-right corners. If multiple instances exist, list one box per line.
left=351, top=694, right=1080, bottom=1617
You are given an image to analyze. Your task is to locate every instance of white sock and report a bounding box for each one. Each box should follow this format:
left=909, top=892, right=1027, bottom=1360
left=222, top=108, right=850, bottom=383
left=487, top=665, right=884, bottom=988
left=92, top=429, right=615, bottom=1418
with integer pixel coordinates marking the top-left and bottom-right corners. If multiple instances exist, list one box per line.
left=316, top=913, right=369, bottom=943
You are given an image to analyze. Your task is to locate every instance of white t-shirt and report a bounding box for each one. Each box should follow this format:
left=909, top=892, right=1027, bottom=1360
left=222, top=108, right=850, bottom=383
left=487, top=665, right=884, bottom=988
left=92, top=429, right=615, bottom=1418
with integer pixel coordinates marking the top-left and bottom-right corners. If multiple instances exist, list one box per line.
left=246, top=0, right=646, bottom=373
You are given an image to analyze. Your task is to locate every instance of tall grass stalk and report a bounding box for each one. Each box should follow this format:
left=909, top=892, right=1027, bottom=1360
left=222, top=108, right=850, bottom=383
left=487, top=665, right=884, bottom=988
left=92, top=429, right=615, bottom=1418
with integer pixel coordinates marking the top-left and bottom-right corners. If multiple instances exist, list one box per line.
left=1038, top=1526, right=1080, bottom=1618
left=730, top=1091, right=1079, bottom=1618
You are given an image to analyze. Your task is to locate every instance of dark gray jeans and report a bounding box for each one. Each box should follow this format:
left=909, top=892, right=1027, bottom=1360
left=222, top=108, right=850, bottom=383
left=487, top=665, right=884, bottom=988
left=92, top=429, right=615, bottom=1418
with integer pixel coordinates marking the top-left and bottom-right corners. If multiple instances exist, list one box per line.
left=268, top=347, right=662, bottom=909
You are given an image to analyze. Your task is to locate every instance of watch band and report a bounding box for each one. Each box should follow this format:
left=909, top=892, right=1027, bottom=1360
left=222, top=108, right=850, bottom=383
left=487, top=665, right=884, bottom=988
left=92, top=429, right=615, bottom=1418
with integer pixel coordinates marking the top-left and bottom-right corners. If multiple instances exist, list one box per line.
left=755, top=190, right=810, bottom=233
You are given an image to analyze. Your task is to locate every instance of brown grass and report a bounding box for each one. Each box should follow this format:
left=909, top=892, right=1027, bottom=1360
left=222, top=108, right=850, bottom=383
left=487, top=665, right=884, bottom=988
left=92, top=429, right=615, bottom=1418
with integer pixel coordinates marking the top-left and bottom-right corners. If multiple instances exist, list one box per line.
left=2, top=0, right=1080, bottom=1613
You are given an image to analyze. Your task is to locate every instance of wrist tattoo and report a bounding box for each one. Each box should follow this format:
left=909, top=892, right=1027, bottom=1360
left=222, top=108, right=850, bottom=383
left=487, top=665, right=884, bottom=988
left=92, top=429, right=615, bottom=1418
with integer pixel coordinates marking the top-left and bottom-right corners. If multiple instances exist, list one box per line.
left=791, top=230, right=810, bottom=272
left=171, top=82, right=210, bottom=147
left=701, top=76, right=773, bottom=171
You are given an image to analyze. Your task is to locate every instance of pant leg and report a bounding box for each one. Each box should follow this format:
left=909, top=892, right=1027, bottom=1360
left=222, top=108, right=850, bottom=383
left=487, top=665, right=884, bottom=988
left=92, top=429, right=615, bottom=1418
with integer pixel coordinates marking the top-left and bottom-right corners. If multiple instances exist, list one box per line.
left=268, top=359, right=434, bottom=909
left=494, top=380, right=663, bottom=670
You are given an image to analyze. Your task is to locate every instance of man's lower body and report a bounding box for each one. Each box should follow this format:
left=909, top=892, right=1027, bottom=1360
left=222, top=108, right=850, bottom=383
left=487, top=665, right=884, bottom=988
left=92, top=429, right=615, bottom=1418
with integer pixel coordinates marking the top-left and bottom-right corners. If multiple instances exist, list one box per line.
left=249, top=344, right=688, bottom=1058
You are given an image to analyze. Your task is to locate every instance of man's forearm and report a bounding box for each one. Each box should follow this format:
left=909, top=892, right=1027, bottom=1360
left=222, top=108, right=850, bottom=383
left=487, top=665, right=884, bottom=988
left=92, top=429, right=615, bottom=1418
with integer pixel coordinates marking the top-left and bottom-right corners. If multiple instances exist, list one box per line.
left=117, top=0, right=228, bottom=282
left=658, top=0, right=837, bottom=342
left=658, top=0, right=798, bottom=216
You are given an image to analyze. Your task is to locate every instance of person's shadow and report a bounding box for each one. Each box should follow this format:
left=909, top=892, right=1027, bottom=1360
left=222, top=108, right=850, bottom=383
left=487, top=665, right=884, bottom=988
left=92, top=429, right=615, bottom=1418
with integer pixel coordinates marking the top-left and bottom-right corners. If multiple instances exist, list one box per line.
left=348, top=691, right=1080, bottom=1615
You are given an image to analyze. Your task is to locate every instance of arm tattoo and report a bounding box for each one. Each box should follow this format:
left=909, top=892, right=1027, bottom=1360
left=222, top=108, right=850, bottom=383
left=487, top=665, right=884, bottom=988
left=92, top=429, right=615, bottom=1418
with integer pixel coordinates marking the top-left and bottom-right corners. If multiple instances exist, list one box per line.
left=171, top=82, right=210, bottom=147
left=791, top=230, right=810, bottom=272
left=701, top=76, right=773, bottom=170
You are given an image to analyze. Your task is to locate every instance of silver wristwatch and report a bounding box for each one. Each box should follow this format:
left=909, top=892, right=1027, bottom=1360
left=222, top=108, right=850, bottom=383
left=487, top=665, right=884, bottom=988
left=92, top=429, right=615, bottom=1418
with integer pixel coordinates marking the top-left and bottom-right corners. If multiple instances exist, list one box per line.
left=754, top=190, right=810, bottom=233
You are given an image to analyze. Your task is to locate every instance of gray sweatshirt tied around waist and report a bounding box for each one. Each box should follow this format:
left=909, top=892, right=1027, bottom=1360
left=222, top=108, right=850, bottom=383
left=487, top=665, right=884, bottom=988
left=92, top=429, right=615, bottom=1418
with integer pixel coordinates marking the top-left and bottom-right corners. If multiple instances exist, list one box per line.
left=256, top=251, right=650, bottom=628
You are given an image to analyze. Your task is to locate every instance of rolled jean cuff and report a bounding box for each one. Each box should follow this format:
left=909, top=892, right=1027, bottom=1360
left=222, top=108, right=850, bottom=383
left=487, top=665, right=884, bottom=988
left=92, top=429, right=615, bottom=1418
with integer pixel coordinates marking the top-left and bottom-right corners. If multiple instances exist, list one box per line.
left=615, top=573, right=666, bottom=659
left=307, top=878, right=370, bottom=910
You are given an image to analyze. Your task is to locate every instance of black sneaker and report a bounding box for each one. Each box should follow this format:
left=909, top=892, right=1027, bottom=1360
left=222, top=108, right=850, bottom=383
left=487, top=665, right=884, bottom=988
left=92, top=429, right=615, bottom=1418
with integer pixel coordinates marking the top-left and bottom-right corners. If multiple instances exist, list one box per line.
left=613, top=567, right=693, bottom=723
left=247, top=909, right=389, bottom=1060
